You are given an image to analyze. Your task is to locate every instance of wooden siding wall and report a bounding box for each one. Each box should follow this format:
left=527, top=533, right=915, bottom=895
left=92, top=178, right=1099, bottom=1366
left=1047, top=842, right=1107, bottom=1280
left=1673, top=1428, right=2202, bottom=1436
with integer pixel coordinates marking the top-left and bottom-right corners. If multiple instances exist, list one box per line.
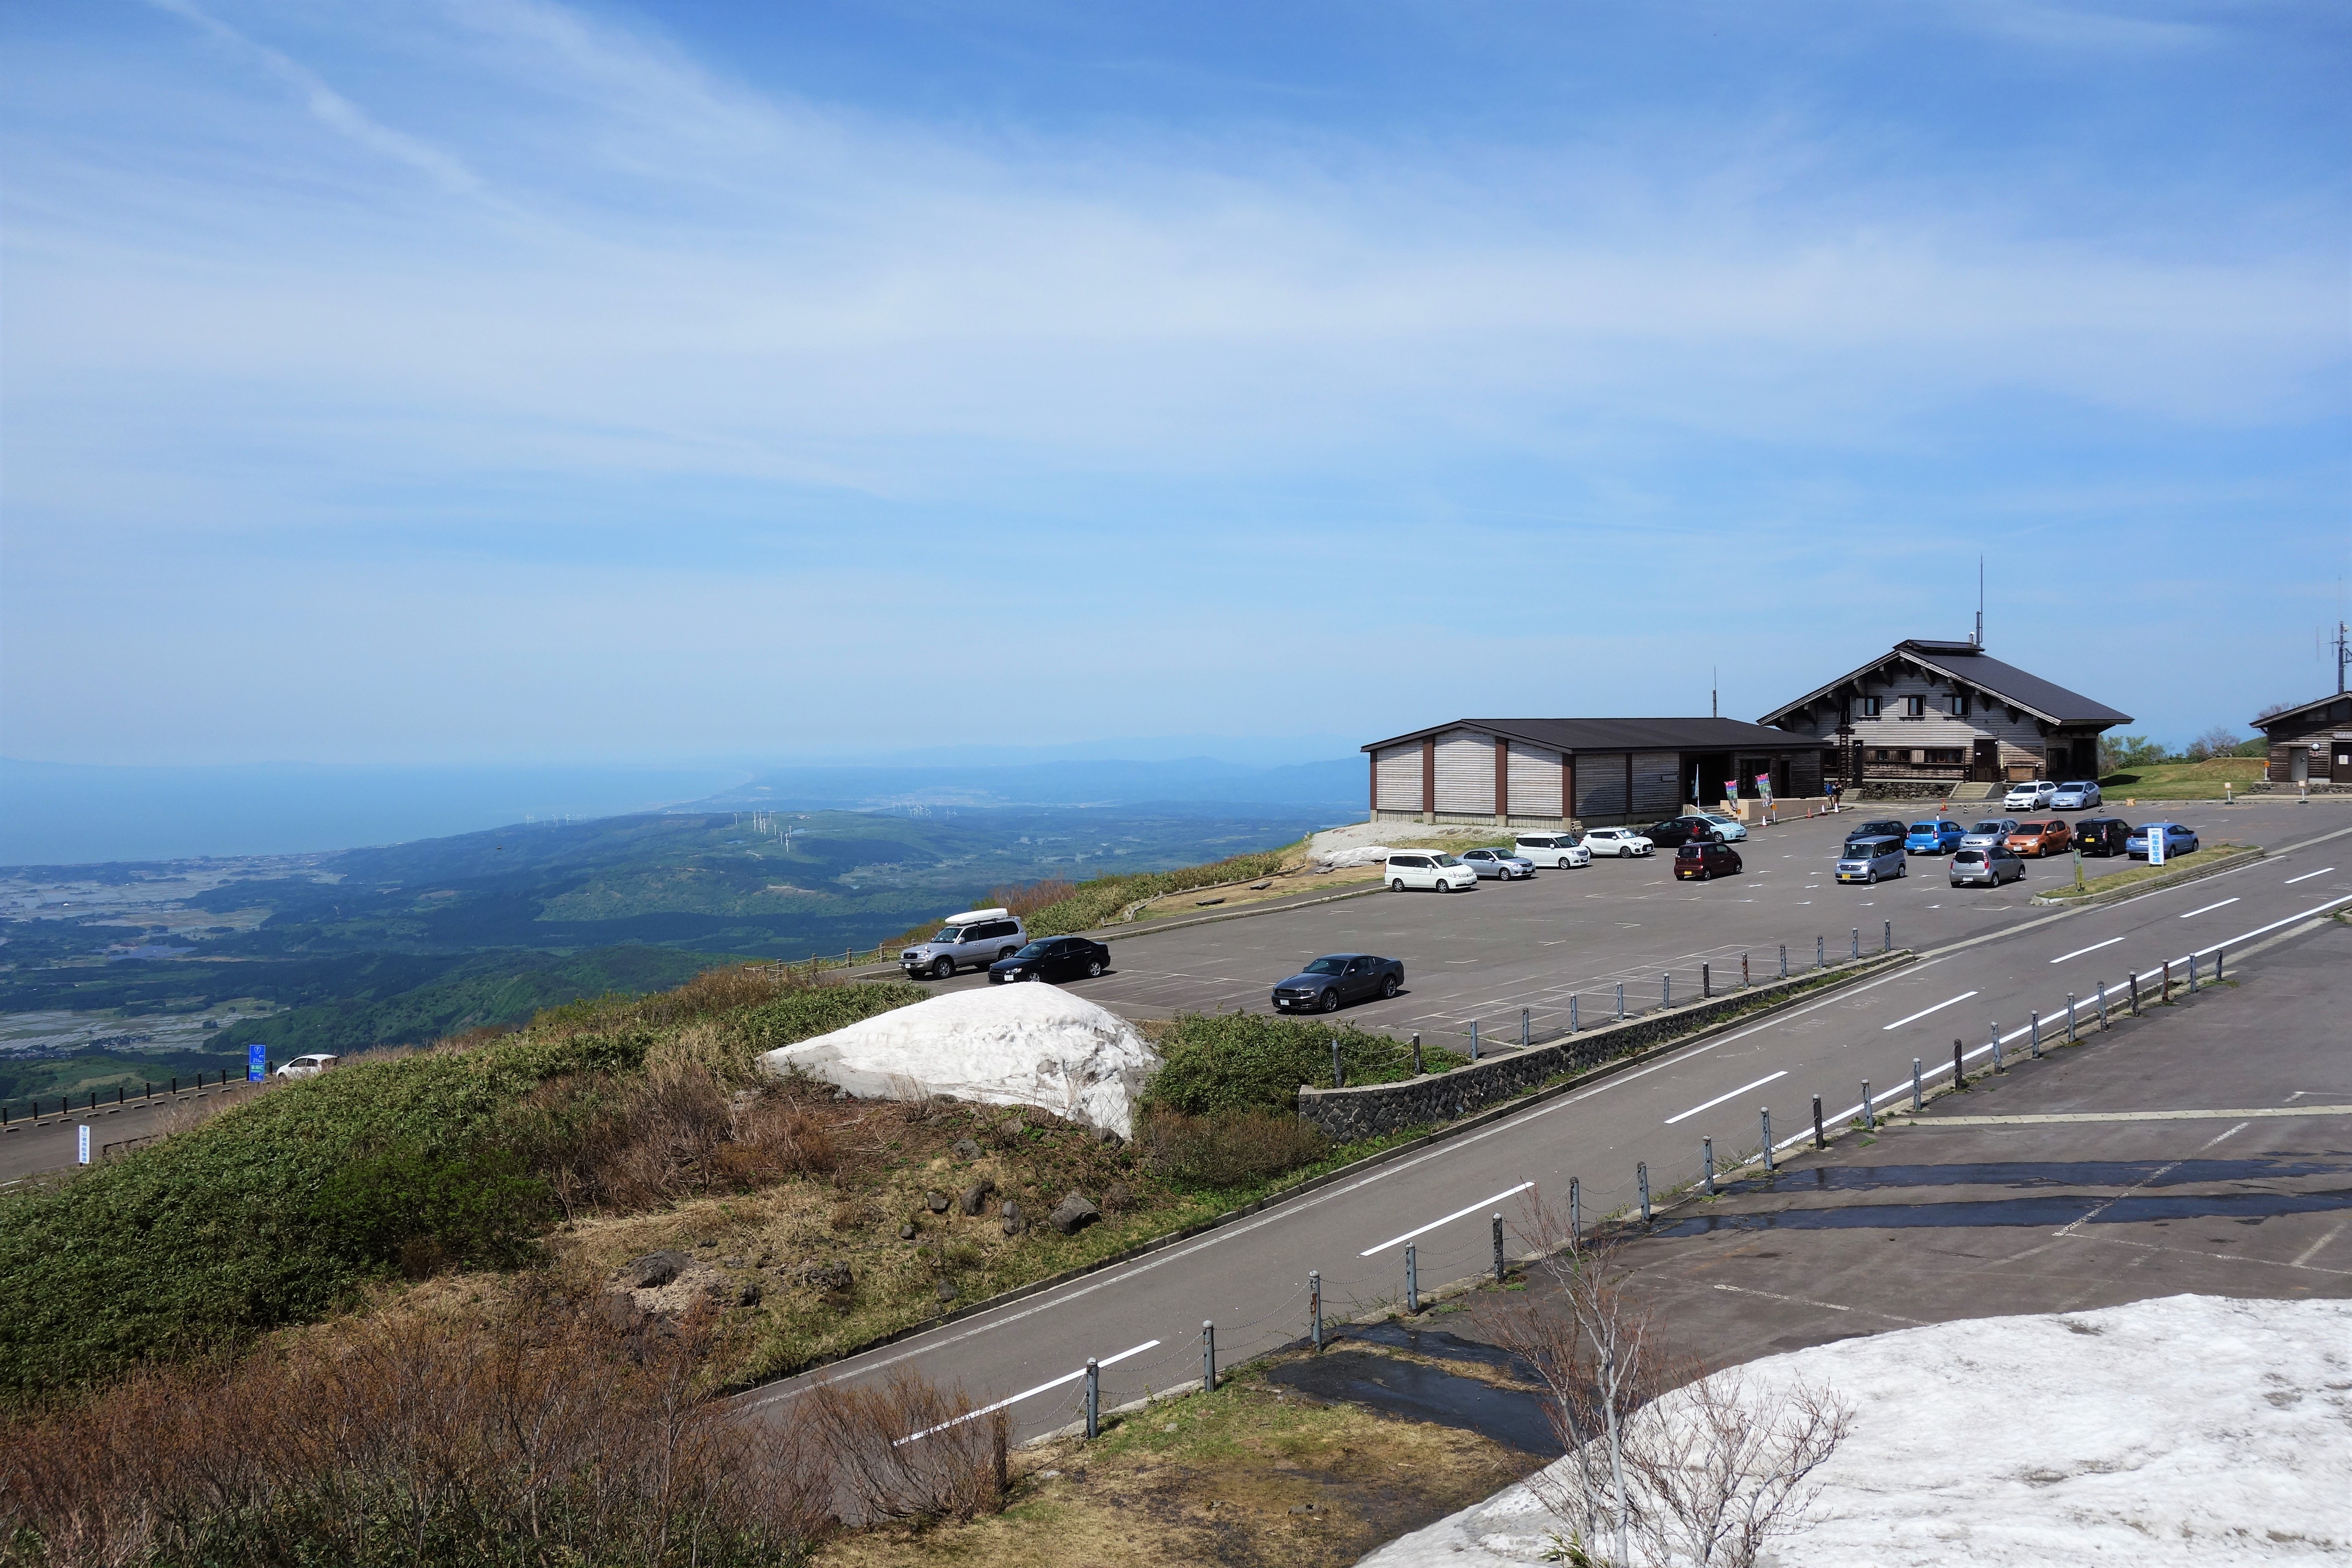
left=1432, top=729, right=1493, bottom=813
left=1373, top=745, right=1422, bottom=812
left=1575, top=752, right=1629, bottom=819
left=1631, top=751, right=1682, bottom=818
left=1507, top=741, right=1565, bottom=818
left=1787, top=749, right=1825, bottom=798
left=1773, top=664, right=2089, bottom=770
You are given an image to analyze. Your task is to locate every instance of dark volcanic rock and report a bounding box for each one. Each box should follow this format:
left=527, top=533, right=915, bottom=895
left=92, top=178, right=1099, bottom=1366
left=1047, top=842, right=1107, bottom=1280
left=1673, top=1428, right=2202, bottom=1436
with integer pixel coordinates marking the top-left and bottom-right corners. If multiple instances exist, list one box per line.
left=926, top=1191, right=950, bottom=1213
left=1000, top=1200, right=1024, bottom=1237
left=622, top=1249, right=690, bottom=1289
left=899, top=1222, right=919, bottom=1240
left=798, top=1261, right=853, bottom=1293
left=959, top=1177, right=995, bottom=1216
left=1047, top=1192, right=1100, bottom=1236
left=952, top=1138, right=983, bottom=1161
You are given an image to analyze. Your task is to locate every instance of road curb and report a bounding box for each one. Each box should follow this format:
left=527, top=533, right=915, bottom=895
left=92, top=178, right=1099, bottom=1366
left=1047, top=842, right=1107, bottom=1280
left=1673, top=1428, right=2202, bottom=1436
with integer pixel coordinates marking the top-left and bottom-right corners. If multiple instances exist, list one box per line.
left=727, top=946, right=1913, bottom=1401
left=2028, top=846, right=2266, bottom=911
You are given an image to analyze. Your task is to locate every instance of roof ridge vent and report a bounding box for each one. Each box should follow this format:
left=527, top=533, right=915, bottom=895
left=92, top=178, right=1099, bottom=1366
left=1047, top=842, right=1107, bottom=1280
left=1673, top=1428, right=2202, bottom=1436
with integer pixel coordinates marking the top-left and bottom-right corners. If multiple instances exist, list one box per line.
left=1899, top=638, right=1980, bottom=655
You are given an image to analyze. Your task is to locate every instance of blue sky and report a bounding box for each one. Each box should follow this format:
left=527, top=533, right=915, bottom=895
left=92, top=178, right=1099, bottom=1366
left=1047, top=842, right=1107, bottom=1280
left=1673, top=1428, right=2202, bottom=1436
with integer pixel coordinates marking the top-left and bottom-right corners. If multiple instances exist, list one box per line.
left=2, top=0, right=2345, bottom=767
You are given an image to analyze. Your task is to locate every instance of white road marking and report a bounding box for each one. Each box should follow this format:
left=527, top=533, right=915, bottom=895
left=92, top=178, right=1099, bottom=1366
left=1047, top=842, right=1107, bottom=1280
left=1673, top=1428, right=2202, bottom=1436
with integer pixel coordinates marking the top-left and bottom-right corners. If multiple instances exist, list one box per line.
left=1881, top=990, right=1980, bottom=1031
left=2049, top=936, right=2123, bottom=964
left=1710, top=1282, right=1926, bottom=1325
left=1914, top=1106, right=2352, bottom=1127
left=2179, top=897, right=2240, bottom=919
left=2284, top=867, right=2334, bottom=885
left=2291, top=1222, right=2346, bottom=1268
left=1665, top=1070, right=1787, bottom=1124
left=1361, top=1182, right=1536, bottom=1256
left=898, top=1337, right=1160, bottom=1442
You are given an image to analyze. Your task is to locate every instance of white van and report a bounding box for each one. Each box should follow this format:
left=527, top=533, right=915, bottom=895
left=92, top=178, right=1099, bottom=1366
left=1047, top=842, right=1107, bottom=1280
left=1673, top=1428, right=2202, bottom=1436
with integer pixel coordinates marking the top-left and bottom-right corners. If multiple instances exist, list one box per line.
left=1514, top=834, right=1592, bottom=869
left=1385, top=852, right=1477, bottom=893
left=900, top=907, right=1028, bottom=979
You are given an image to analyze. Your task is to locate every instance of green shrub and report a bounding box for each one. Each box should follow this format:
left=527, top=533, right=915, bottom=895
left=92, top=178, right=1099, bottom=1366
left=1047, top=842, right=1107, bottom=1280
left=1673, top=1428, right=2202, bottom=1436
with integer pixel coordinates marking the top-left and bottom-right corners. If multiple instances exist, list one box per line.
left=1142, top=1013, right=1463, bottom=1116
left=0, top=979, right=930, bottom=1401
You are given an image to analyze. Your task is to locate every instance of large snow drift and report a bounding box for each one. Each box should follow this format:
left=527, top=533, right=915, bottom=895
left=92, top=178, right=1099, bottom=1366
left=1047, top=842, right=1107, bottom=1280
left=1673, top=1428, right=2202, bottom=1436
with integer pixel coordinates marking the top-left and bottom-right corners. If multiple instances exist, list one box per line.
left=1361, top=1294, right=2351, bottom=1567
left=759, top=984, right=1161, bottom=1138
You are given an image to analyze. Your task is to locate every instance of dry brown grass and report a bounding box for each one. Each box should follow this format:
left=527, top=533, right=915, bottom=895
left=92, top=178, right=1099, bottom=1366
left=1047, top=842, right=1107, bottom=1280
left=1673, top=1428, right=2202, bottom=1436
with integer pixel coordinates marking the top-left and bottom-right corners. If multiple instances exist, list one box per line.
left=0, top=1278, right=843, bottom=1568
left=813, top=1365, right=1528, bottom=1568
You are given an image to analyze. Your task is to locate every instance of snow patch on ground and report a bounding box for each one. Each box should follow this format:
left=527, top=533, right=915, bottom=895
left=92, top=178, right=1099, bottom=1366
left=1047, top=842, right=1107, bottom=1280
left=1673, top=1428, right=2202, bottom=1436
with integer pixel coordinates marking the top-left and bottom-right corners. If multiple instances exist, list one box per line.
left=1308, top=820, right=1480, bottom=866
left=1360, top=1295, right=2352, bottom=1567
left=758, top=984, right=1161, bottom=1138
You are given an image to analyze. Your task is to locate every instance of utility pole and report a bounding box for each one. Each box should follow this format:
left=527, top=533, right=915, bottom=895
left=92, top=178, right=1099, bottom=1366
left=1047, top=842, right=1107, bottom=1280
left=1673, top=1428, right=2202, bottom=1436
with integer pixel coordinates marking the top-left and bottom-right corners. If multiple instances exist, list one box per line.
left=2334, top=619, right=2349, bottom=695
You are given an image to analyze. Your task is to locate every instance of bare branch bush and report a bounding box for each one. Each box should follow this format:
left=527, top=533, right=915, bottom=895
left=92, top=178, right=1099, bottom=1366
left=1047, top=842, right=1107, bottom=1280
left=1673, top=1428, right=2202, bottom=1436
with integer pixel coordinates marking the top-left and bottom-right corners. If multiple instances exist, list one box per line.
left=801, top=1370, right=1011, bottom=1525
left=0, top=1281, right=833, bottom=1568
left=1485, top=1193, right=1850, bottom=1568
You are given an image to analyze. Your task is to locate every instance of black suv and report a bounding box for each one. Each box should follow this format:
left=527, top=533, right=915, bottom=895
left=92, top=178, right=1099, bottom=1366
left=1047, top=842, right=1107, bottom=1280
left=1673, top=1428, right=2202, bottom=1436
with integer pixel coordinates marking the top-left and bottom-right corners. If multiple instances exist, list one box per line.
left=2075, top=818, right=2133, bottom=857
left=988, top=937, right=1112, bottom=984
left=1844, top=819, right=1909, bottom=845
left=1645, top=819, right=1720, bottom=848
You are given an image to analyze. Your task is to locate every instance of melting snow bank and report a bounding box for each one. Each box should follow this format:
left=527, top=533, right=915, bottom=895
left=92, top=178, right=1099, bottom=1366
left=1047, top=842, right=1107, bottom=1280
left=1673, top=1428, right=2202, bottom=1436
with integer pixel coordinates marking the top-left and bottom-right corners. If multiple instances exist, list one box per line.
left=1360, top=1295, right=2352, bottom=1567
left=758, top=984, right=1160, bottom=1138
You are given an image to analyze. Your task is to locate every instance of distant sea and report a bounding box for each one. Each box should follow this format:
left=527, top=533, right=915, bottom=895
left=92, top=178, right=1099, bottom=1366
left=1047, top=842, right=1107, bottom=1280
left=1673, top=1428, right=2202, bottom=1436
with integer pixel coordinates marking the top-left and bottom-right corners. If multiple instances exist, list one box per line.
left=0, top=760, right=753, bottom=866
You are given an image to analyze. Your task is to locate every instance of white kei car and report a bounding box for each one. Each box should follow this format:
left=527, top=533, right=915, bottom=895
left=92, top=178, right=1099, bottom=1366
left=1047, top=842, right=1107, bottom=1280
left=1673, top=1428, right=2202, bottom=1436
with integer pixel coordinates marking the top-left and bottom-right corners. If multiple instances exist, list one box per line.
left=1513, top=833, right=1591, bottom=869
left=1580, top=827, right=1654, bottom=859
left=1385, top=851, right=1479, bottom=892
left=275, top=1053, right=340, bottom=1080
left=1681, top=811, right=1748, bottom=842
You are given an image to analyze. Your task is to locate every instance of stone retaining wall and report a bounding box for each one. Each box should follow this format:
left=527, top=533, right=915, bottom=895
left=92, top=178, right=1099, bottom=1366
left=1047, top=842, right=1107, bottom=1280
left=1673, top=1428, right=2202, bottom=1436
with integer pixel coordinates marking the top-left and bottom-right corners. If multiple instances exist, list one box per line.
left=1294, top=951, right=1908, bottom=1142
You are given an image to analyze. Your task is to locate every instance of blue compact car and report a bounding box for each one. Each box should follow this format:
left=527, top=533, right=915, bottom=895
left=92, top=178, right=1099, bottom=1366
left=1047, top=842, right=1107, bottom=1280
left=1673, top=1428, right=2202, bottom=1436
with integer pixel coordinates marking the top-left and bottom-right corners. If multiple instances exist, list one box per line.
left=1905, top=820, right=1965, bottom=855
left=2126, top=823, right=2200, bottom=860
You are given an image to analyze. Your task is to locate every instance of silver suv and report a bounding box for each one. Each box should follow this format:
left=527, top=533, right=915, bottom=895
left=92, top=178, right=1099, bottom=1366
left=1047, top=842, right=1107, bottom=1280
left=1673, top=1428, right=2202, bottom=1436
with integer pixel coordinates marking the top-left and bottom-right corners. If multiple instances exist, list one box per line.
left=901, top=907, right=1028, bottom=980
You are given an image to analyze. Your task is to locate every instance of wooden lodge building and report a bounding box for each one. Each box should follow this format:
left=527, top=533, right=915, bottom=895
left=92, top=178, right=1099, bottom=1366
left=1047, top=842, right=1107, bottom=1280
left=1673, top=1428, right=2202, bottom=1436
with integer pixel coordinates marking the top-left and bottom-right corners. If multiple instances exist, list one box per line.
left=1758, top=638, right=2131, bottom=791
left=1363, top=717, right=1825, bottom=830
left=2251, top=692, right=2352, bottom=784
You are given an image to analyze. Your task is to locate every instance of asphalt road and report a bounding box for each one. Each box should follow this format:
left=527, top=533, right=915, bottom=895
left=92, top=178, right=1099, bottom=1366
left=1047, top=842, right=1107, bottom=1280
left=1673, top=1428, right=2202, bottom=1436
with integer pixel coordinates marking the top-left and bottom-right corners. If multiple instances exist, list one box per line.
left=739, top=800, right=2352, bottom=1443
left=0, top=1079, right=261, bottom=1185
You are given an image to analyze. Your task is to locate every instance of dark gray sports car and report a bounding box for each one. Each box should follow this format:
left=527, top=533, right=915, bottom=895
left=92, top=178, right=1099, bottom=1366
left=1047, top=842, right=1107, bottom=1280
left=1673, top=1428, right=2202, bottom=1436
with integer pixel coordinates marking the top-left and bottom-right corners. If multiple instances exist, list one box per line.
left=1271, top=953, right=1404, bottom=1012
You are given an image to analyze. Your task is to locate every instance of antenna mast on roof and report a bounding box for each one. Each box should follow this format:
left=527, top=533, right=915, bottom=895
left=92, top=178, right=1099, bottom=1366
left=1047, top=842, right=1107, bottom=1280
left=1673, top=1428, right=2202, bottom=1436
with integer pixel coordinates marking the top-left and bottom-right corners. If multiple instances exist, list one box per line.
left=1975, top=557, right=1984, bottom=649
left=1712, top=666, right=1718, bottom=718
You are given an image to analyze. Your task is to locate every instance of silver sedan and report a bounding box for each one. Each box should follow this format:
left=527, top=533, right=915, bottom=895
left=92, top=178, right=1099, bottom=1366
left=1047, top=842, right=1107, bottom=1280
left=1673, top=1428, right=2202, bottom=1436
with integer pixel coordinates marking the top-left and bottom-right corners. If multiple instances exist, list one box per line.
left=1460, top=848, right=1536, bottom=879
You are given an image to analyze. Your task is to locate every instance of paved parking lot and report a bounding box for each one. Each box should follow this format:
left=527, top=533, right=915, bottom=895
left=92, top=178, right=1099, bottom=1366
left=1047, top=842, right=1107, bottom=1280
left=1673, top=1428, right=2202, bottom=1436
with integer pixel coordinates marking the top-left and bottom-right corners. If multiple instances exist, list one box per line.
left=900, top=798, right=2346, bottom=1049
left=1445, top=908, right=2352, bottom=1370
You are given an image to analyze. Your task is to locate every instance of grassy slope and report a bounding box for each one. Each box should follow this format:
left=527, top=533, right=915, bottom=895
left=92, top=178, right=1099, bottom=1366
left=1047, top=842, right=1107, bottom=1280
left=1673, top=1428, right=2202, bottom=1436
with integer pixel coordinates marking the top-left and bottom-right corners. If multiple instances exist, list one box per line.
left=2098, top=756, right=2268, bottom=800
left=0, top=982, right=923, bottom=1399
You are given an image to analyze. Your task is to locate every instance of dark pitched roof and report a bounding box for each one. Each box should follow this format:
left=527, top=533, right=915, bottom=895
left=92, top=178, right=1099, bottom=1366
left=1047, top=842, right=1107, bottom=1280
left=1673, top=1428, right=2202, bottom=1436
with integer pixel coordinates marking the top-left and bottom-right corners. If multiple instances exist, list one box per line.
left=1361, top=717, right=1822, bottom=754
left=2250, top=692, right=2352, bottom=732
left=1758, top=640, right=2132, bottom=728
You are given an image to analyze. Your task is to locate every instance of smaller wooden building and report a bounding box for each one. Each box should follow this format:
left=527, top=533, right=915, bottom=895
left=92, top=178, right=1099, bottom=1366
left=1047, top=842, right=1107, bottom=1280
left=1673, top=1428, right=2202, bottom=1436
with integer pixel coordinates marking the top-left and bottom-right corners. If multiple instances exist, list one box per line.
left=1362, top=717, right=1825, bottom=830
left=2251, top=692, right=2352, bottom=784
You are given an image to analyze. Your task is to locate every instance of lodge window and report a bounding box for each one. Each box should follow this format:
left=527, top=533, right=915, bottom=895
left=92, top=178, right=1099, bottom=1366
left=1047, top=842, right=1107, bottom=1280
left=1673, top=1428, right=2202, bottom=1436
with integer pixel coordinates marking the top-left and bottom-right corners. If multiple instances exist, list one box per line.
left=1951, top=694, right=1969, bottom=716
left=1871, top=748, right=1890, bottom=762
left=1857, top=697, right=1882, bottom=717
left=1928, top=748, right=1964, bottom=763
left=1903, top=696, right=1925, bottom=717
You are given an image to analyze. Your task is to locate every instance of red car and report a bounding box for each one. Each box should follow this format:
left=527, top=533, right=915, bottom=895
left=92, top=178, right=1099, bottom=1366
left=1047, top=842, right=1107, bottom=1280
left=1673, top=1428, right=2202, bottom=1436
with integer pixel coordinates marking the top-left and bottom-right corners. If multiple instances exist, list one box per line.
left=1674, top=841, right=1744, bottom=881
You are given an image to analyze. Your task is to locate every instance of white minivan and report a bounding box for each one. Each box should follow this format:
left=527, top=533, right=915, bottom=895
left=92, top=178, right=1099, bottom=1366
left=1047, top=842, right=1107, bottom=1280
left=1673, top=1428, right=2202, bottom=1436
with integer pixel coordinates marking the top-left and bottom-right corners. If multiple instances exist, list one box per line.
left=1385, top=852, right=1478, bottom=893
left=1514, top=833, right=1592, bottom=870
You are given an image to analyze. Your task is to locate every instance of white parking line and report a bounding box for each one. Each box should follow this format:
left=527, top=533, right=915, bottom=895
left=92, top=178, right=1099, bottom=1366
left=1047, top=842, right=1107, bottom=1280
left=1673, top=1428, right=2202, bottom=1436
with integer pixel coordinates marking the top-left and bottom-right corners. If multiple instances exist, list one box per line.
left=2284, top=867, right=2334, bottom=885
left=1360, top=1182, right=1534, bottom=1256
left=1665, top=1070, right=1787, bottom=1125
left=2179, top=897, right=2240, bottom=919
left=1881, top=990, right=1980, bottom=1031
left=2049, top=936, right=2124, bottom=964
left=898, top=1337, right=1161, bottom=1442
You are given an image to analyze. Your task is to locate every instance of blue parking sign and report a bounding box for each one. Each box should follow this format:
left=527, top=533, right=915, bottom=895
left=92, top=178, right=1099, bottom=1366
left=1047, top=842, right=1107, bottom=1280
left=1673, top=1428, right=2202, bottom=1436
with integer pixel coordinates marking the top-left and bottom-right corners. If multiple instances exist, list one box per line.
left=248, top=1043, right=266, bottom=1082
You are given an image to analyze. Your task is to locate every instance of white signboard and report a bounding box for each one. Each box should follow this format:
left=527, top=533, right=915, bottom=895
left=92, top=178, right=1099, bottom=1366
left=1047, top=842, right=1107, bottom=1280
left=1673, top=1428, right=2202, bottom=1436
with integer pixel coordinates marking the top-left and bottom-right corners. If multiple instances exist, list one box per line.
left=78, top=1123, right=91, bottom=1166
left=2147, top=823, right=2166, bottom=867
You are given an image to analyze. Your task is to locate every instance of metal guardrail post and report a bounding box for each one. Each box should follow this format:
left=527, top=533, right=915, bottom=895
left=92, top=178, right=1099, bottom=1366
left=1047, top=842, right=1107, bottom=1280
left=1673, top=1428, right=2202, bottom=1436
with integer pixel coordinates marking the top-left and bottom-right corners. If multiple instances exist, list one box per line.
left=1779, top=943, right=1788, bottom=978
left=1953, top=1038, right=1965, bottom=1088
left=1742, top=952, right=1750, bottom=987
left=1912, top=1057, right=1923, bottom=1111
left=1884, top=920, right=1892, bottom=953
left=1569, top=1176, right=1581, bottom=1242
left=1663, top=974, right=1672, bottom=1008
left=1493, top=1213, right=1506, bottom=1283
left=1405, top=1245, right=1419, bottom=1314
left=1703, top=1136, right=1715, bottom=1194
left=1991, top=1022, right=2004, bottom=1073
left=1202, top=1321, right=1216, bottom=1393
left=1638, top=1162, right=1651, bottom=1224
left=2161, top=959, right=2172, bottom=1001
left=1332, top=1039, right=1343, bottom=1088
left=1469, top=1021, right=1479, bottom=1062
left=1851, top=928, right=1860, bottom=960
left=1811, top=1095, right=1826, bottom=1148
left=1411, top=1032, right=1422, bottom=1074
left=1310, top=1271, right=1323, bottom=1350
left=1703, top=963, right=1712, bottom=998
left=1761, top=1109, right=1775, bottom=1172
left=2128, top=973, right=2140, bottom=1016
left=1520, top=1008, right=1530, bottom=1047
left=1616, top=983, right=1626, bottom=1021
left=2030, top=1010, right=2041, bottom=1057
left=2065, top=993, right=2076, bottom=1042
left=2189, top=953, right=2199, bottom=994
left=2217, top=945, right=2225, bottom=981
left=1569, top=997, right=1578, bottom=1033
left=2096, top=981, right=2107, bottom=1029
left=1816, top=935, right=1825, bottom=969
left=1085, top=1358, right=1100, bottom=1439
left=1862, top=1081, right=1874, bottom=1130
